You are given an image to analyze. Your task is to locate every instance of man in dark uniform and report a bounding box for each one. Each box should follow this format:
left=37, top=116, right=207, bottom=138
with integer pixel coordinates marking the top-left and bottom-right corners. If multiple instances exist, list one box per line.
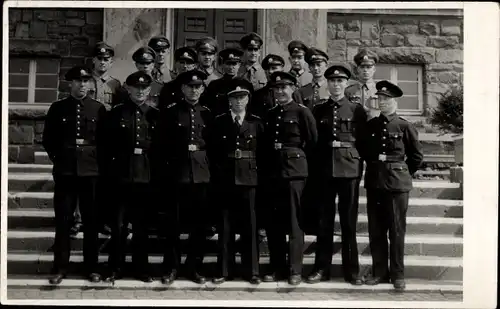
left=306, top=64, right=367, bottom=286
left=238, top=32, right=267, bottom=91
left=158, top=46, right=198, bottom=110
left=149, top=36, right=173, bottom=84
left=248, top=53, right=285, bottom=118
left=153, top=70, right=213, bottom=285
left=211, top=78, right=263, bottom=285
left=360, top=81, right=424, bottom=292
left=345, top=48, right=380, bottom=120
left=42, top=66, right=107, bottom=285
left=102, top=71, right=160, bottom=283
left=292, top=48, right=330, bottom=110
left=261, top=71, right=318, bottom=285
left=132, top=46, right=163, bottom=108
left=287, top=40, right=313, bottom=88
left=195, top=37, right=222, bottom=85
left=88, top=42, right=121, bottom=238
left=203, top=48, right=245, bottom=116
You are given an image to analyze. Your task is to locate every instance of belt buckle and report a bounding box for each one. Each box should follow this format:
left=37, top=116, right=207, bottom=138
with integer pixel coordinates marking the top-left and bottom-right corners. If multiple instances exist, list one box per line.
left=274, top=143, right=282, bottom=150
left=134, top=148, right=143, bottom=155
left=234, top=149, right=242, bottom=159
left=75, top=139, right=84, bottom=145
left=332, top=141, right=341, bottom=148
left=378, top=154, right=386, bottom=162
left=188, top=144, right=197, bottom=151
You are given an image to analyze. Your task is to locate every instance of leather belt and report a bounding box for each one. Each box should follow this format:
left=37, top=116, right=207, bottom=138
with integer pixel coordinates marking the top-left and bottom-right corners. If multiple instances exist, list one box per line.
left=228, top=150, right=255, bottom=159
left=376, top=154, right=405, bottom=162
left=328, top=141, right=354, bottom=148
left=75, top=139, right=92, bottom=146
left=188, top=144, right=204, bottom=152
left=134, top=148, right=144, bottom=155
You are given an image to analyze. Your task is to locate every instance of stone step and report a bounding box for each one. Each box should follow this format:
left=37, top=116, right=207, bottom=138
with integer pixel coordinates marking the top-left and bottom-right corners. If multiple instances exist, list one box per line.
left=7, top=173, right=463, bottom=199
left=6, top=229, right=464, bottom=257
left=7, top=163, right=452, bottom=179
left=7, top=192, right=463, bottom=218
left=7, top=209, right=463, bottom=236
left=6, top=252, right=463, bottom=281
left=6, top=277, right=463, bottom=294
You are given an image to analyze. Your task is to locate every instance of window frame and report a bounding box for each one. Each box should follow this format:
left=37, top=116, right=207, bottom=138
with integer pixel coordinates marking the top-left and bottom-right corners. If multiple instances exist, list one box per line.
left=373, top=64, right=424, bottom=116
left=8, top=58, right=60, bottom=105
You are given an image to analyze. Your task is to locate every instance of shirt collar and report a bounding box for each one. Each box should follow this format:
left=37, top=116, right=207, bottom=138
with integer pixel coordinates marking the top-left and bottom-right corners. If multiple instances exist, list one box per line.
left=290, top=68, right=305, bottom=76
left=380, top=112, right=398, bottom=123
left=362, top=80, right=376, bottom=90
left=92, top=71, right=109, bottom=82
left=313, top=78, right=326, bottom=87
left=330, top=96, right=348, bottom=107
left=230, top=110, right=246, bottom=123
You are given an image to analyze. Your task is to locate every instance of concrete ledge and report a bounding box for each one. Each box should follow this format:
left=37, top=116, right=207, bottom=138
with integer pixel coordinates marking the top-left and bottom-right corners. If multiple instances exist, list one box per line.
left=449, top=167, right=463, bottom=184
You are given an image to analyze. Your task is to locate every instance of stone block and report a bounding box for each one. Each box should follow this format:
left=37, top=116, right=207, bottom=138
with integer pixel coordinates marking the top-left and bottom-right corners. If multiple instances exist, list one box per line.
left=18, top=146, right=36, bottom=164
left=328, top=39, right=347, bottom=61
left=83, top=24, right=102, bottom=37
left=437, top=72, right=461, bottom=84
left=381, top=34, right=404, bottom=47
left=9, top=125, right=34, bottom=144
left=327, top=24, right=336, bottom=41
left=405, top=34, right=428, bottom=47
left=58, top=26, right=81, bottom=36
left=70, top=37, right=89, bottom=47
left=34, top=10, right=56, bottom=21
left=345, top=31, right=361, bottom=39
left=374, top=47, right=436, bottom=64
left=382, top=24, right=419, bottom=35
left=9, top=106, right=49, bottom=120
left=8, top=146, right=20, bottom=162
left=10, top=9, right=22, bottom=23
left=56, top=41, right=71, bottom=57
left=345, top=19, right=361, bottom=31
left=427, top=63, right=454, bottom=72
left=86, top=11, right=103, bottom=25
left=65, top=11, right=79, bottom=18
left=336, top=31, right=346, bottom=39
left=58, top=80, right=72, bottom=93
left=450, top=166, right=463, bottom=184
left=436, top=49, right=463, bottom=63
left=429, top=36, right=459, bottom=48
left=426, top=82, right=450, bottom=94
left=61, top=57, right=85, bottom=68
left=70, top=45, right=91, bottom=57
left=453, top=64, right=463, bottom=72
left=66, top=18, right=86, bottom=27
left=347, top=39, right=379, bottom=47
left=22, top=9, right=33, bottom=22
left=441, top=19, right=462, bottom=36
left=347, top=47, right=359, bottom=62
left=380, top=18, right=419, bottom=25
left=15, top=23, right=29, bottom=38
left=35, top=122, right=45, bottom=134
left=29, top=21, right=47, bottom=38
left=419, top=20, right=440, bottom=36
left=361, top=18, right=379, bottom=40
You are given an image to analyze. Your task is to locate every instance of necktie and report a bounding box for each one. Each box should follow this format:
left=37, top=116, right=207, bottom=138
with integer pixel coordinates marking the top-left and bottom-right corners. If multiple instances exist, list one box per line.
left=234, top=115, right=241, bottom=131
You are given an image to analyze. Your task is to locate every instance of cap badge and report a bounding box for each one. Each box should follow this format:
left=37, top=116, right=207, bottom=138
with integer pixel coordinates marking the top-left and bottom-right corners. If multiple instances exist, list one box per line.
left=334, top=70, right=339, bottom=75
left=192, top=75, right=198, bottom=81
left=236, top=86, right=241, bottom=91
left=100, top=48, right=106, bottom=53
left=80, top=69, right=86, bottom=75
left=183, top=52, right=189, bottom=58
left=276, top=76, right=281, bottom=81
left=311, top=55, right=318, bottom=59
left=250, top=40, right=256, bottom=45
left=139, top=77, right=144, bottom=82
left=382, top=87, right=387, bottom=91
left=363, top=55, right=369, bottom=60
left=229, top=54, right=234, bottom=59
left=143, top=53, right=149, bottom=58
left=203, top=43, right=210, bottom=48
left=293, top=48, right=299, bottom=51
left=158, top=41, right=167, bottom=47
left=268, top=58, right=273, bottom=63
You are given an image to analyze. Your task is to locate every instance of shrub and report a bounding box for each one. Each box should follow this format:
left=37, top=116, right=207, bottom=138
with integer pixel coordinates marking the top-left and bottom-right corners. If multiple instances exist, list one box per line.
left=429, top=84, right=463, bottom=135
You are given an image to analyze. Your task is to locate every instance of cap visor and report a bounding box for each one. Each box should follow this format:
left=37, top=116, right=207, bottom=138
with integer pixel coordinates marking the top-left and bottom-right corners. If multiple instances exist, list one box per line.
left=227, top=89, right=250, bottom=96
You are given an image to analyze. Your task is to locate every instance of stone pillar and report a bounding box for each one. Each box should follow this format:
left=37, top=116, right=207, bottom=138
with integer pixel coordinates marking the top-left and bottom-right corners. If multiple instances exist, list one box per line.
left=263, top=9, right=327, bottom=71
left=103, top=8, right=171, bottom=83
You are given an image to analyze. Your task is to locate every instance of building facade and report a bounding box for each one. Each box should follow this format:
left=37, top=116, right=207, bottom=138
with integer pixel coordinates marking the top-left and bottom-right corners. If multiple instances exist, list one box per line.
left=8, top=8, right=463, bottom=163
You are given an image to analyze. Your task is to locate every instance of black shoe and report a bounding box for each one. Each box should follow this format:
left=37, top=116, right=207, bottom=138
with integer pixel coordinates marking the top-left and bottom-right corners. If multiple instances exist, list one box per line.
left=288, top=274, right=302, bottom=286
left=135, top=273, right=154, bottom=283
left=212, top=276, right=226, bottom=284
left=248, top=275, right=261, bottom=285
left=393, top=279, right=406, bottom=292
left=365, top=275, right=390, bottom=286
left=70, top=223, right=82, bottom=237
left=101, top=225, right=112, bottom=236
left=262, top=272, right=278, bottom=282
left=190, top=272, right=206, bottom=284
left=306, top=270, right=330, bottom=284
left=49, top=273, right=66, bottom=285
left=104, top=270, right=123, bottom=282
left=88, top=272, right=101, bottom=283
left=161, top=271, right=177, bottom=285
left=345, top=275, right=364, bottom=286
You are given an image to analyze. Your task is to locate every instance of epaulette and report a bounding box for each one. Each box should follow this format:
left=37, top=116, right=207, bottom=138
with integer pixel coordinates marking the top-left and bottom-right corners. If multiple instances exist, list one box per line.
left=148, top=104, right=159, bottom=110
left=112, top=103, right=124, bottom=109
left=215, top=113, right=228, bottom=119
left=398, top=116, right=409, bottom=122
left=269, top=104, right=279, bottom=110
left=249, top=114, right=262, bottom=120
left=166, top=102, right=177, bottom=109
left=109, top=76, right=120, bottom=82
left=201, top=105, right=211, bottom=112
left=298, top=103, right=307, bottom=108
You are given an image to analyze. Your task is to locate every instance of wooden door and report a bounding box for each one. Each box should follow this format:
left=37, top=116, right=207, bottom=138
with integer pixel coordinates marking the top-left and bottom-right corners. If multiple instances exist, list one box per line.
left=175, top=9, right=256, bottom=50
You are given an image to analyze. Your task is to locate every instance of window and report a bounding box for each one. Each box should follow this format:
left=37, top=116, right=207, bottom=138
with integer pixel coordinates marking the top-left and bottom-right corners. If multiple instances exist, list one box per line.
left=8, top=58, right=60, bottom=104
left=373, top=64, right=424, bottom=115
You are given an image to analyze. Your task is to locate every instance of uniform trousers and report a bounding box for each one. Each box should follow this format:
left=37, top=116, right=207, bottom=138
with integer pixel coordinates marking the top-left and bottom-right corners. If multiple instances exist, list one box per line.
left=314, top=177, right=360, bottom=278
left=107, top=183, right=151, bottom=272
left=266, top=179, right=305, bottom=276
left=215, top=185, right=259, bottom=278
left=162, top=184, right=208, bottom=274
left=366, top=189, right=409, bottom=280
left=52, top=175, right=99, bottom=274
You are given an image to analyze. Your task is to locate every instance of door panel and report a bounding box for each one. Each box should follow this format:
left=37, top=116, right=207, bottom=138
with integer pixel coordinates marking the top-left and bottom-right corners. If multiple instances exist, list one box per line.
left=175, top=9, right=215, bottom=48
left=214, top=10, right=256, bottom=49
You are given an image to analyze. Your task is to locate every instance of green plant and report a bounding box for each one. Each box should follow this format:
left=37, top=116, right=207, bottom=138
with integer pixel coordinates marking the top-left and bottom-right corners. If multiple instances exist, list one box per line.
left=429, top=84, right=463, bottom=135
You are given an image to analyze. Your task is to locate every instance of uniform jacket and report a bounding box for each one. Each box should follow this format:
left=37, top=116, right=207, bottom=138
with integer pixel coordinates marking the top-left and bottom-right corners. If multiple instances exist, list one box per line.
left=344, top=80, right=377, bottom=108
left=148, top=79, right=163, bottom=108
left=198, top=65, right=223, bottom=86
left=158, top=78, right=184, bottom=111
left=361, top=113, right=424, bottom=192
left=263, top=101, right=318, bottom=180
left=210, top=112, right=264, bottom=186
left=42, top=95, right=106, bottom=177
left=154, top=101, right=213, bottom=184
left=88, top=73, right=121, bottom=111
left=249, top=84, right=276, bottom=119
left=311, top=97, right=367, bottom=178
left=289, top=69, right=313, bottom=88
left=104, top=99, right=160, bottom=184
left=292, top=80, right=330, bottom=110
left=238, top=63, right=267, bottom=91
left=202, top=75, right=239, bottom=117
left=152, top=65, right=173, bottom=84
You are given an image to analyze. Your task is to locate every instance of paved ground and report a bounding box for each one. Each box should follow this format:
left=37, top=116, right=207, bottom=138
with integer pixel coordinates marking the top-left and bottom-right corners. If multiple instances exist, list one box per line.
left=7, top=287, right=463, bottom=302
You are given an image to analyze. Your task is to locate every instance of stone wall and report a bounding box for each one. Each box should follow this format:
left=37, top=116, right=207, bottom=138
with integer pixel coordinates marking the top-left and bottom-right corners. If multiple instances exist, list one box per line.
left=8, top=8, right=103, bottom=163
left=326, top=13, right=463, bottom=114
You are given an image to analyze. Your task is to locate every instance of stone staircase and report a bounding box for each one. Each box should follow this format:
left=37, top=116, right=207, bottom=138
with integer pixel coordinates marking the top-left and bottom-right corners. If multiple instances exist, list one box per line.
left=5, top=149, right=463, bottom=293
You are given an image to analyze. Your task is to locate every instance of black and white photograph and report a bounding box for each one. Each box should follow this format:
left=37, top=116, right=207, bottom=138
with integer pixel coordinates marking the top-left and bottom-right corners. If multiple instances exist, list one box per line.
left=0, top=1, right=497, bottom=307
